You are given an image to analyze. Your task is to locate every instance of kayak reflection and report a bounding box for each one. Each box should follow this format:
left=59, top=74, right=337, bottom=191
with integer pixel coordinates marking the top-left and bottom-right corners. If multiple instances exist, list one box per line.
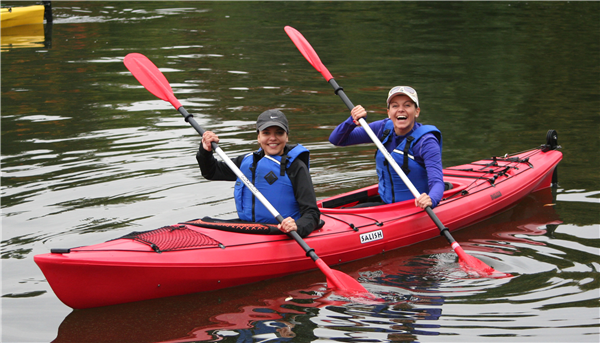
left=0, top=21, right=52, bottom=50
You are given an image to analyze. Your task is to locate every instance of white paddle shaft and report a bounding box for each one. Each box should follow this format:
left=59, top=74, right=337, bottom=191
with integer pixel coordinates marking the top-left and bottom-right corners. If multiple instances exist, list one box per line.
left=212, top=146, right=283, bottom=222
left=357, top=118, right=421, bottom=198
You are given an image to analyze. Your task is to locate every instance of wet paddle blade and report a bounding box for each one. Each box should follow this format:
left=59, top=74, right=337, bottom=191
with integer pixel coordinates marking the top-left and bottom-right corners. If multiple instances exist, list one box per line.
left=289, top=232, right=376, bottom=298
left=123, top=53, right=182, bottom=109
left=314, top=259, right=370, bottom=294
left=452, top=243, right=512, bottom=278
left=284, top=26, right=333, bottom=82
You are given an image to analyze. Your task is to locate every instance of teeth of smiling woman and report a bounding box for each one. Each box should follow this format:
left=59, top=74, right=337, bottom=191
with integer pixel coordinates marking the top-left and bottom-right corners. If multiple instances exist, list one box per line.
left=397, top=116, right=407, bottom=120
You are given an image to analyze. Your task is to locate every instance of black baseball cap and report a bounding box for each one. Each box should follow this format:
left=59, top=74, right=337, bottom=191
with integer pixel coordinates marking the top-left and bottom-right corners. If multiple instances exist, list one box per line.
left=256, top=109, right=289, bottom=133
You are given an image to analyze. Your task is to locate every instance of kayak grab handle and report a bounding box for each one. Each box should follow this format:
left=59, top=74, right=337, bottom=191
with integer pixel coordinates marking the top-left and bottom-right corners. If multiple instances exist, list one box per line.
left=51, top=248, right=71, bottom=254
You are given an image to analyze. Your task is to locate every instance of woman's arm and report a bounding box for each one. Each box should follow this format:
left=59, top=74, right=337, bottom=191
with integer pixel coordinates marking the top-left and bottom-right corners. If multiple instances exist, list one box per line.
left=329, top=115, right=385, bottom=147
left=287, top=160, right=321, bottom=238
left=196, top=143, right=244, bottom=182
left=418, top=135, right=444, bottom=208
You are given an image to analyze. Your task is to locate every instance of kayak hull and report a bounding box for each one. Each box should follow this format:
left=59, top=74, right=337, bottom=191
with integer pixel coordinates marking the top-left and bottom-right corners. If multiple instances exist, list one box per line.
left=35, top=146, right=562, bottom=309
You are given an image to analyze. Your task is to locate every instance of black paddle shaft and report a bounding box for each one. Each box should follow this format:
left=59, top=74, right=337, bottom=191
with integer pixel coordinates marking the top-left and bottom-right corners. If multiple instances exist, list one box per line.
left=177, top=106, right=221, bottom=155
left=328, top=79, right=355, bottom=111
left=426, top=207, right=455, bottom=243
left=289, top=231, right=319, bottom=262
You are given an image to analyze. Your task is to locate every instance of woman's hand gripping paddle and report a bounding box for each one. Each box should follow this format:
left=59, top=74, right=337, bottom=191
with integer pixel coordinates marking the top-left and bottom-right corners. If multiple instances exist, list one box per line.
left=284, top=26, right=511, bottom=278
left=123, top=53, right=374, bottom=295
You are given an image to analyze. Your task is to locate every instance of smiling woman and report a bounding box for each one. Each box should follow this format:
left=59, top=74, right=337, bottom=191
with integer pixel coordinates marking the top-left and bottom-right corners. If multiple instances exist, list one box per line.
left=197, top=109, right=320, bottom=238
left=255, top=109, right=289, bottom=155
left=328, top=85, right=444, bottom=210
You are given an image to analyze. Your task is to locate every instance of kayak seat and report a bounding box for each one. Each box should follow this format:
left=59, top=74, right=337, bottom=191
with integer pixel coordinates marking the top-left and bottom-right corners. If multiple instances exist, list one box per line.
left=445, top=181, right=454, bottom=191
left=321, top=190, right=369, bottom=209
left=321, top=190, right=386, bottom=209
left=317, top=219, right=325, bottom=229
left=321, top=183, right=453, bottom=209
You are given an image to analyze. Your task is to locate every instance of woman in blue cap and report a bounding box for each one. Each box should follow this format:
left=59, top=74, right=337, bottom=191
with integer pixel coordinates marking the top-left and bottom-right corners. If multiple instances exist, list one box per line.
left=329, top=86, right=444, bottom=209
left=197, top=109, right=320, bottom=237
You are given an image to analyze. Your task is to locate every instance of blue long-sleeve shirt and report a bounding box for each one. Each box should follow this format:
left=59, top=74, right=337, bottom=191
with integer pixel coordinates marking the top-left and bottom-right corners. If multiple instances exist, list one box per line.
left=329, top=116, right=444, bottom=208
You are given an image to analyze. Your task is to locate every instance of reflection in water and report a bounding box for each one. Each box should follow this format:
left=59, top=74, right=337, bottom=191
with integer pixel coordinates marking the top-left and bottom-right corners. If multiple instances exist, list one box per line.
left=51, top=189, right=572, bottom=343
left=53, top=283, right=442, bottom=343
left=0, top=22, right=51, bottom=50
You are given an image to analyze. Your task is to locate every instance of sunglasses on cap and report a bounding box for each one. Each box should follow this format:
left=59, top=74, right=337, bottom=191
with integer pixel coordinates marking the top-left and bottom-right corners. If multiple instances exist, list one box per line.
left=388, top=86, right=417, bottom=96
left=387, top=86, right=419, bottom=107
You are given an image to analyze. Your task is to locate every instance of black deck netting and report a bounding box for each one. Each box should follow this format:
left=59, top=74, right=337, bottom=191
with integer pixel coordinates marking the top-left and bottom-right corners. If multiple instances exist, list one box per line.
left=115, top=225, right=223, bottom=253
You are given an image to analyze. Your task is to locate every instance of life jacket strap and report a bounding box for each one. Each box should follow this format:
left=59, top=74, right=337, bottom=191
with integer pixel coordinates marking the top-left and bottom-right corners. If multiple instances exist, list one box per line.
left=280, top=155, right=288, bottom=176
left=402, top=136, right=415, bottom=175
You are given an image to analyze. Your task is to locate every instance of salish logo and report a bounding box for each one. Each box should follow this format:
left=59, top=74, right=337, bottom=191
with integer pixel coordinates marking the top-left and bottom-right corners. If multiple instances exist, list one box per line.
left=491, top=191, right=502, bottom=200
left=360, top=230, right=383, bottom=244
left=270, top=116, right=278, bottom=119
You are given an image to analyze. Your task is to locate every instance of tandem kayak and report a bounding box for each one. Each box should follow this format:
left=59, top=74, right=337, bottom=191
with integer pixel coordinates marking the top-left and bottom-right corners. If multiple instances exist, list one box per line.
left=34, top=130, right=562, bottom=309
left=0, top=3, right=48, bottom=29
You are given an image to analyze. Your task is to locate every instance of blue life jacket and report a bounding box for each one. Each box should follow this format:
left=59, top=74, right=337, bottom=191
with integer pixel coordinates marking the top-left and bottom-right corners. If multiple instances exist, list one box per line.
left=375, top=120, right=442, bottom=204
left=234, top=144, right=309, bottom=223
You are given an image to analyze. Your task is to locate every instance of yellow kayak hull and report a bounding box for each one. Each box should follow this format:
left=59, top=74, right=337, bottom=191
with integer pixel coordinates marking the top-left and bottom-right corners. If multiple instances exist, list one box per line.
left=1, top=5, right=45, bottom=29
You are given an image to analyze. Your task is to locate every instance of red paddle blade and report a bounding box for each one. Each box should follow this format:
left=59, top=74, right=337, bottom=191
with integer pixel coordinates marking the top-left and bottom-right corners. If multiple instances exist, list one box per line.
left=123, top=53, right=182, bottom=109
left=284, top=26, right=333, bottom=82
left=452, top=243, right=512, bottom=278
left=314, top=259, right=371, bottom=294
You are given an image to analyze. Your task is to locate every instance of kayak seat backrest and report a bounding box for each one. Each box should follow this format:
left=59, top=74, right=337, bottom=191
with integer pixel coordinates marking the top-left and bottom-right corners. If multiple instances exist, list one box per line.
left=444, top=181, right=454, bottom=191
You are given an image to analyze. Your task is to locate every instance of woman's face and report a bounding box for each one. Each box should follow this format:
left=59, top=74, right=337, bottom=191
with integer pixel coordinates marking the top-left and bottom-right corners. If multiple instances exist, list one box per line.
left=387, top=94, right=420, bottom=136
left=257, top=126, right=288, bottom=156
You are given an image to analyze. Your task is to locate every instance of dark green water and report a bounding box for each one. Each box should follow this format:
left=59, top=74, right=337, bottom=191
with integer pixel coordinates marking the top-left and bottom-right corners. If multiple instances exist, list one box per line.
left=2, top=2, right=599, bottom=342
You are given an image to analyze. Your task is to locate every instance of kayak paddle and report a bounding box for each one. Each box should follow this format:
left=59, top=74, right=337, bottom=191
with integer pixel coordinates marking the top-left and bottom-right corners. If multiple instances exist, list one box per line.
left=123, top=53, right=373, bottom=294
left=284, top=26, right=511, bottom=278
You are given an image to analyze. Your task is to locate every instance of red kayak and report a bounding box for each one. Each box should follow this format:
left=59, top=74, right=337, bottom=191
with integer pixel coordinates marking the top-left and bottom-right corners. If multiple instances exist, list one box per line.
left=34, top=131, right=562, bottom=309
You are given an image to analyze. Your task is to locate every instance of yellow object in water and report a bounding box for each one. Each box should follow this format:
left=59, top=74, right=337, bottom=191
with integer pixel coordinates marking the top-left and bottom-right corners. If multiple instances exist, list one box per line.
left=1, top=23, right=45, bottom=51
left=1, top=5, right=45, bottom=29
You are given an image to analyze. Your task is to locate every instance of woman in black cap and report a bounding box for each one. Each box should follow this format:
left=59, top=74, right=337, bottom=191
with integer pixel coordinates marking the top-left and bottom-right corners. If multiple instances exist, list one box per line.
left=197, top=109, right=320, bottom=237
